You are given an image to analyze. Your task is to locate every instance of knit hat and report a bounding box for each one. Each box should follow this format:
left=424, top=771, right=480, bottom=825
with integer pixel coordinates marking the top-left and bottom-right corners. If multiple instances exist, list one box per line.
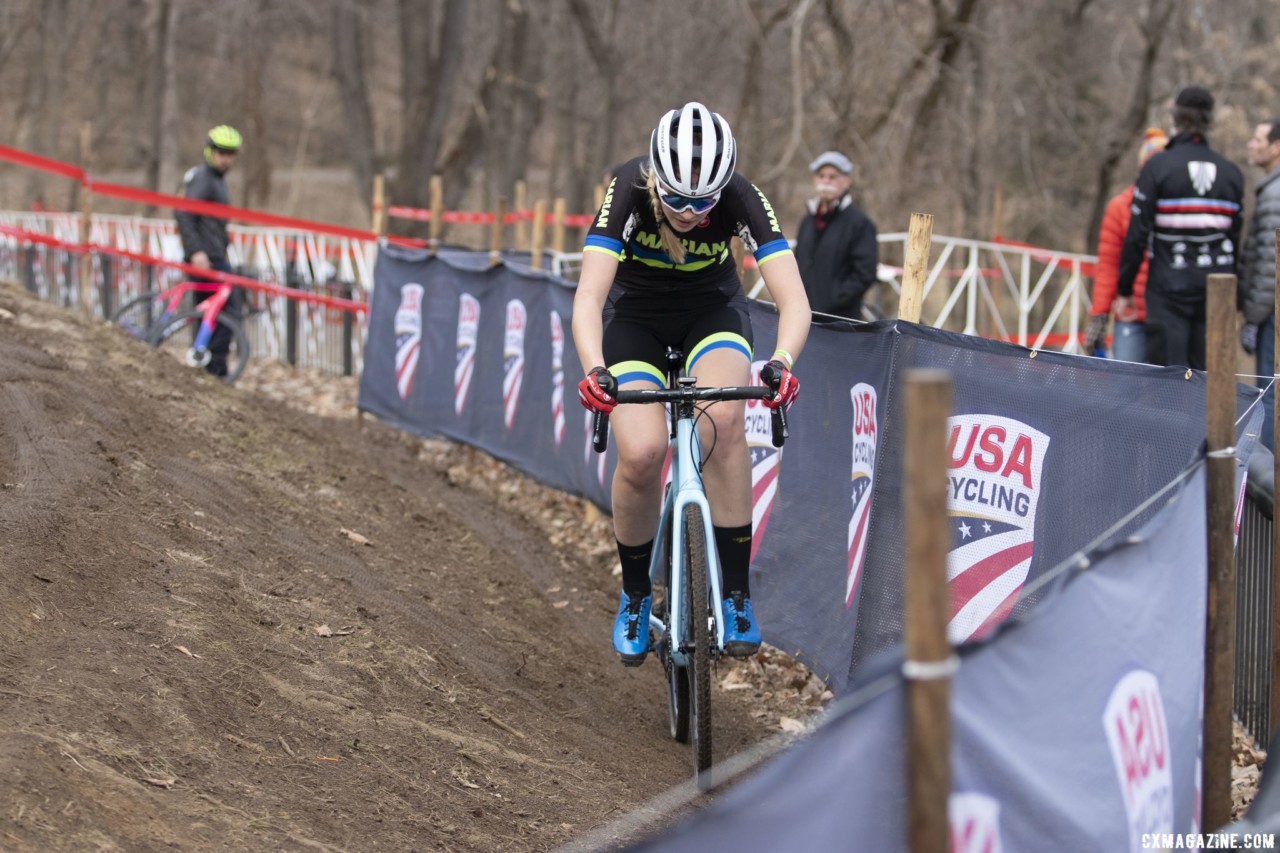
left=809, top=151, right=853, bottom=174
left=1138, top=128, right=1168, bottom=166
left=1174, top=86, right=1214, bottom=112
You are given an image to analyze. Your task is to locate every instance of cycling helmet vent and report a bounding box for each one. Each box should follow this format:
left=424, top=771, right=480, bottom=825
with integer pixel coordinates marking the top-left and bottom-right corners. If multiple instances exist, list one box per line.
left=206, top=125, right=242, bottom=152
left=649, top=102, right=736, bottom=198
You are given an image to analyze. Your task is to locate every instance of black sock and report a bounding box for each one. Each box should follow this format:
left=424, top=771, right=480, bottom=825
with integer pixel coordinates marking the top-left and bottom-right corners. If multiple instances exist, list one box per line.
left=617, top=538, right=654, bottom=597
left=715, top=524, right=753, bottom=598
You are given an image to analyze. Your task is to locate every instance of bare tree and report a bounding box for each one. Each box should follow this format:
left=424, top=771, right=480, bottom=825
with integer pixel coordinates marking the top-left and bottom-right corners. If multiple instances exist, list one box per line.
left=395, top=0, right=468, bottom=213
left=145, top=0, right=181, bottom=203
left=333, top=0, right=379, bottom=208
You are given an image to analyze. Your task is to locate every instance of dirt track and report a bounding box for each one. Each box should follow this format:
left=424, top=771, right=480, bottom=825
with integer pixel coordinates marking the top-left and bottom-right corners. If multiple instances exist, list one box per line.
left=0, top=281, right=830, bottom=851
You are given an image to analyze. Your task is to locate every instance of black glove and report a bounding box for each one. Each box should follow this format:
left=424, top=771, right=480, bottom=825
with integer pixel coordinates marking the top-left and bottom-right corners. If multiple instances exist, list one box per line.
left=1084, top=314, right=1108, bottom=356
left=1241, top=323, right=1260, bottom=355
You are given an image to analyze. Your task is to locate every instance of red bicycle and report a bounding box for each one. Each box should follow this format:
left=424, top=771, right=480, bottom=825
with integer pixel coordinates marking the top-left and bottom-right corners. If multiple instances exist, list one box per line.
left=111, top=280, right=251, bottom=383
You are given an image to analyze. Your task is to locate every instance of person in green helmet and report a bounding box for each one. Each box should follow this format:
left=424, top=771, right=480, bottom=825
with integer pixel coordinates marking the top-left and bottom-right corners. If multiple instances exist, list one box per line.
left=175, top=124, right=242, bottom=377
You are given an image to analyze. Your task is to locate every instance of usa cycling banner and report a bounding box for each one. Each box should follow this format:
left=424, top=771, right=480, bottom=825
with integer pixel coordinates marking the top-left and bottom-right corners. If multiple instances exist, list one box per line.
left=359, top=244, right=1261, bottom=695
left=634, top=468, right=1211, bottom=851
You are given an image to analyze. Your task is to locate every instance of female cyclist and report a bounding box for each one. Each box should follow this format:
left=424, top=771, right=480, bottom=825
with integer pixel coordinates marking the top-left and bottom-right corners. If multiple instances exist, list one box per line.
left=573, top=102, right=811, bottom=665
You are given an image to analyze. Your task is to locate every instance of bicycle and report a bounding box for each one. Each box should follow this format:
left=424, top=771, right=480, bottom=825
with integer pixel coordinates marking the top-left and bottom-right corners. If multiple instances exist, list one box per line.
left=591, top=350, right=788, bottom=785
left=110, top=279, right=251, bottom=383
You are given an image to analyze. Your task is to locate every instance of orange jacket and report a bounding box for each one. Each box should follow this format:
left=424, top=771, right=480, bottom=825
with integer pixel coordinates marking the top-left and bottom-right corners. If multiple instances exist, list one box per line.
left=1091, top=186, right=1148, bottom=320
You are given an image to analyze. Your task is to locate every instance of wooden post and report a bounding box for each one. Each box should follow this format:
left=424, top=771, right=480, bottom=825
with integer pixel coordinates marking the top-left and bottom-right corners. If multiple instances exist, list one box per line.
left=371, top=174, right=386, bottom=237
left=529, top=199, right=547, bottom=270
left=1272, top=228, right=1280, bottom=742
left=899, top=212, right=934, bottom=324
left=1203, top=272, right=1238, bottom=830
left=514, top=180, right=528, bottom=251
left=78, top=122, right=93, bottom=318
left=428, top=174, right=444, bottom=251
left=552, top=197, right=567, bottom=256
left=488, top=197, right=507, bottom=268
left=593, top=183, right=606, bottom=213
left=903, top=369, right=953, bottom=853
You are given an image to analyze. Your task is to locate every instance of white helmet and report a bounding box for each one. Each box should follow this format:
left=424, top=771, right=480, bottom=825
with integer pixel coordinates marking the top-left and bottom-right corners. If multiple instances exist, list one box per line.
left=649, top=102, right=737, bottom=198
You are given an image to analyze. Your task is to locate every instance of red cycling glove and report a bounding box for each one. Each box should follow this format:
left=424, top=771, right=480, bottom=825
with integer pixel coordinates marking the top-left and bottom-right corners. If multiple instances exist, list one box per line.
left=578, top=366, right=617, bottom=414
left=761, top=360, right=799, bottom=411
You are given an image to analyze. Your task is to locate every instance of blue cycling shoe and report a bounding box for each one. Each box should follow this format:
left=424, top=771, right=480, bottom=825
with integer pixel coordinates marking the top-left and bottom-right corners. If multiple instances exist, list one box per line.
left=613, top=591, right=652, bottom=666
left=722, top=592, right=761, bottom=658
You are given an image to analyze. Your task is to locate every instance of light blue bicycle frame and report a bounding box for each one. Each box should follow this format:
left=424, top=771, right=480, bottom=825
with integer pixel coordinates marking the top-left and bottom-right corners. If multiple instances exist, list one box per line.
left=648, top=409, right=724, bottom=668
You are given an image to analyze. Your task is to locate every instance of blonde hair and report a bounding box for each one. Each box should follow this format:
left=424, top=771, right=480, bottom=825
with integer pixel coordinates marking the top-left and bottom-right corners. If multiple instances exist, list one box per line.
left=641, top=165, right=687, bottom=265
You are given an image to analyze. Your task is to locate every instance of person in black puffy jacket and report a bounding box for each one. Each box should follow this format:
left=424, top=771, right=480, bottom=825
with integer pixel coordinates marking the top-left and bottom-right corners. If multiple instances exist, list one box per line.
left=1238, top=118, right=1280, bottom=451
left=1115, top=86, right=1244, bottom=370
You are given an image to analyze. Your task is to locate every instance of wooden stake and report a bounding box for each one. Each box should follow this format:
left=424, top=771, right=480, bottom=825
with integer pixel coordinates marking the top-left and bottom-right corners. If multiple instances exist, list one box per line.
left=1272, top=228, right=1280, bottom=742
left=903, top=368, right=953, bottom=853
left=552, top=198, right=567, bottom=256
left=514, top=180, right=528, bottom=251
left=530, top=199, right=546, bottom=270
left=371, top=174, right=386, bottom=237
left=489, top=196, right=507, bottom=268
left=1203, top=272, right=1238, bottom=830
left=899, top=212, right=934, bottom=324
left=593, top=183, right=605, bottom=213
left=428, top=174, right=444, bottom=251
left=79, top=122, right=93, bottom=318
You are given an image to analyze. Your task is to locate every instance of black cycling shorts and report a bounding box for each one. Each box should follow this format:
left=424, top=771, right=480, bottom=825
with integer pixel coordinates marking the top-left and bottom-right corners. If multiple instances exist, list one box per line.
left=602, top=288, right=754, bottom=387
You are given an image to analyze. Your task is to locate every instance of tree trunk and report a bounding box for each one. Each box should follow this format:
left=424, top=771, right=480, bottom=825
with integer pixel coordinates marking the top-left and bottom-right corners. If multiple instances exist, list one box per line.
left=146, top=0, right=181, bottom=208
left=566, top=0, right=620, bottom=183
left=333, top=0, right=378, bottom=209
left=396, top=0, right=467, bottom=215
left=1082, top=0, right=1177, bottom=251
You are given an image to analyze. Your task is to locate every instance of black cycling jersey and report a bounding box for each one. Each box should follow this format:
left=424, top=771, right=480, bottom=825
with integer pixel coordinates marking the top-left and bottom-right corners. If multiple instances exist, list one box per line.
left=583, top=155, right=792, bottom=298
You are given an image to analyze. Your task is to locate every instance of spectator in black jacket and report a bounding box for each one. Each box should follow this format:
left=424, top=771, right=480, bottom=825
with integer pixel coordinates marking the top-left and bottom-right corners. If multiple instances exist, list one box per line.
left=176, top=124, right=242, bottom=377
left=1115, top=86, right=1244, bottom=370
left=794, top=151, right=878, bottom=321
left=1238, top=117, right=1280, bottom=451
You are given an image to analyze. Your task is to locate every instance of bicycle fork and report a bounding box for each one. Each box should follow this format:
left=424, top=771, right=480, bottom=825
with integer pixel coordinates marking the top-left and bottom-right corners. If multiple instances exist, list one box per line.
left=186, top=291, right=230, bottom=368
left=650, top=416, right=725, bottom=667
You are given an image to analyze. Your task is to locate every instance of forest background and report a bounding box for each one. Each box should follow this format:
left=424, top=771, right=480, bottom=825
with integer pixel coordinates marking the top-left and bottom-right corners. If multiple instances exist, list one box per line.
left=0, top=0, right=1276, bottom=253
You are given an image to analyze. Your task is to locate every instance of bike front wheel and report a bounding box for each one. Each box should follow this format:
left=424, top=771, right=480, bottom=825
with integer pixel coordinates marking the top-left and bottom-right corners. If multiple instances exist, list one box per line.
left=149, top=309, right=251, bottom=384
left=682, top=503, right=713, bottom=778
left=110, top=291, right=171, bottom=342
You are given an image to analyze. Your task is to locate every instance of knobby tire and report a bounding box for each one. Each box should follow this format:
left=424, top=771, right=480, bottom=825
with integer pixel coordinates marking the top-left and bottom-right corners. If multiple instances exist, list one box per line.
left=683, top=503, right=713, bottom=776
left=110, top=291, right=168, bottom=342
left=662, top=507, right=690, bottom=744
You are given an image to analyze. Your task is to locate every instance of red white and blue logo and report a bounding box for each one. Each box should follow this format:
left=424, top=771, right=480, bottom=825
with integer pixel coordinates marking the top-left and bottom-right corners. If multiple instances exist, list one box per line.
left=454, top=293, right=480, bottom=416
left=1103, top=669, right=1173, bottom=849
left=847, top=383, right=878, bottom=607
left=502, top=299, right=527, bottom=431
left=945, top=415, right=1049, bottom=642
left=746, top=360, right=783, bottom=561
left=948, top=792, right=1003, bottom=853
left=393, top=283, right=424, bottom=401
left=550, top=311, right=566, bottom=447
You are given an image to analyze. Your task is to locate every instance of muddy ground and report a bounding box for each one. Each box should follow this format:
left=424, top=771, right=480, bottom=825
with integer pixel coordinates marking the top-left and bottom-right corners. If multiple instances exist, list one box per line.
left=0, top=281, right=830, bottom=851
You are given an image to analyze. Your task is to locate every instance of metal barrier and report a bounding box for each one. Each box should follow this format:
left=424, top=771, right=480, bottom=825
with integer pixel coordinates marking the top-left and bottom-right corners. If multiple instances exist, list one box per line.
left=1237, top=492, right=1274, bottom=741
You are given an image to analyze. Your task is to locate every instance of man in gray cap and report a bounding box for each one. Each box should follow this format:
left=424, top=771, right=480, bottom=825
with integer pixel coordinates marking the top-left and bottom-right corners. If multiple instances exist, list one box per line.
left=794, top=150, right=879, bottom=320
left=1114, top=85, right=1244, bottom=369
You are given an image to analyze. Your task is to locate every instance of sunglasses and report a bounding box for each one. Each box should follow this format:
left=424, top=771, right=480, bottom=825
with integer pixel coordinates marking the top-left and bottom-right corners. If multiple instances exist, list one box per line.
left=658, top=185, right=720, bottom=214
